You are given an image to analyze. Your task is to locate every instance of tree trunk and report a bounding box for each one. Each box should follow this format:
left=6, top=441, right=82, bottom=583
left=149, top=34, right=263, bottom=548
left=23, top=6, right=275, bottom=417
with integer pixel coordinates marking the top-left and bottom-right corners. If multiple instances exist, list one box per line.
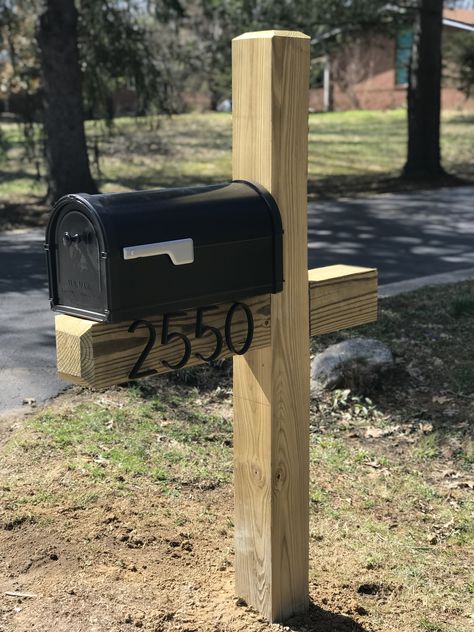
left=37, top=0, right=97, bottom=202
left=402, top=0, right=445, bottom=180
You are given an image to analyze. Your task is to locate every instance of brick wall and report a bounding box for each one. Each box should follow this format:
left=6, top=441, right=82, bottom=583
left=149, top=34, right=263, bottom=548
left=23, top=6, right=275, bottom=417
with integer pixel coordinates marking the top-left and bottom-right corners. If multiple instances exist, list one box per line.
left=309, top=32, right=474, bottom=112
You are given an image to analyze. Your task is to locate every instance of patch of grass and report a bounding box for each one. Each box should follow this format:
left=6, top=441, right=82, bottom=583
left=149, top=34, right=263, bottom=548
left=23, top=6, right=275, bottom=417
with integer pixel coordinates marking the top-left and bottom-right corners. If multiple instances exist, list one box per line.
left=25, top=391, right=233, bottom=491
left=452, top=362, right=474, bottom=394
left=412, top=433, right=441, bottom=461
left=310, top=486, right=330, bottom=506
left=312, top=436, right=352, bottom=472
left=450, top=293, right=474, bottom=319
left=460, top=438, right=474, bottom=465
left=419, top=618, right=445, bottom=632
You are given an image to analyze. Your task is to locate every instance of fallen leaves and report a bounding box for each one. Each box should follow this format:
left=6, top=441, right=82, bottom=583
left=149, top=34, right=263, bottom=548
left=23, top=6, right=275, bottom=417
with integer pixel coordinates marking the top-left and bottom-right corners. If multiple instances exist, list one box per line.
left=447, top=480, right=474, bottom=490
left=419, top=422, right=433, bottom=434
left=364, top=426, right=398, bottom=439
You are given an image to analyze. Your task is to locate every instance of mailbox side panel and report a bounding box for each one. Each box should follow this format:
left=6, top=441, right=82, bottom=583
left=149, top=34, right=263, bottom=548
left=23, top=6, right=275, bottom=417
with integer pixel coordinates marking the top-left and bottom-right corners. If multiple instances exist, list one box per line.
left=46, top=182, right=284, bottom=323
left=103, top=181, right=283, bottom=322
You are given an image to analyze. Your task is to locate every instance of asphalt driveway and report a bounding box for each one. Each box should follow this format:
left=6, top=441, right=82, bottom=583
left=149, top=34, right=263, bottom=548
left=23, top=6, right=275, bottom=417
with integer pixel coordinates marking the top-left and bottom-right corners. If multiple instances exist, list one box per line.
left=0, top=230, right=65, bottom=416
left=307, top=186, right=474, bottom=282
left=1, top=185, right=473, bottom=414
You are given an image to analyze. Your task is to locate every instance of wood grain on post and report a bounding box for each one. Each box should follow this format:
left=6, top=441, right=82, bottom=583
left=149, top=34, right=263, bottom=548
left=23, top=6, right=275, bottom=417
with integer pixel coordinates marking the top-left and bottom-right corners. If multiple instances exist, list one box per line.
left=55, top=266, right=377, bottom=390
left=232, top=31, right=311, bottom=621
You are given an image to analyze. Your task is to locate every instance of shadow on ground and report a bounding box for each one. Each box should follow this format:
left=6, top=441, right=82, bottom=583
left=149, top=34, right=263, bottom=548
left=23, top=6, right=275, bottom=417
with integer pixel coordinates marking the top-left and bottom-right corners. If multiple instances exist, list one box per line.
left=283, top=602, right=369, bottom=632
left=0, top=197, right=48, bottom=232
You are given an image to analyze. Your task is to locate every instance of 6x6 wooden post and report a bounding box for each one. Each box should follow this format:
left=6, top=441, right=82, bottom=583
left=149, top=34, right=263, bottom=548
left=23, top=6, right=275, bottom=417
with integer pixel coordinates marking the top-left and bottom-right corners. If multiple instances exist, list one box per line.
left=232, top=31, right=311, bottom=622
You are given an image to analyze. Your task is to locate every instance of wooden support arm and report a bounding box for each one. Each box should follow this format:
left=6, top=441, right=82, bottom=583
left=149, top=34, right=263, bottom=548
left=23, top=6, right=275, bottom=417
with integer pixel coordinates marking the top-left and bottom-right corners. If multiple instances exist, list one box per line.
left=55, top=264, right=377, bottom=390
left=309, top=264, right=377, bottom=336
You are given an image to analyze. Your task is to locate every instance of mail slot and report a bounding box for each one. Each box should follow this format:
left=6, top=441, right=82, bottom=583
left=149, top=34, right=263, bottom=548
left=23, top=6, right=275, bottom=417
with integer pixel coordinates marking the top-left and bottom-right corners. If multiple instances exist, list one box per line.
left=45, top=180, right=283, bottom=323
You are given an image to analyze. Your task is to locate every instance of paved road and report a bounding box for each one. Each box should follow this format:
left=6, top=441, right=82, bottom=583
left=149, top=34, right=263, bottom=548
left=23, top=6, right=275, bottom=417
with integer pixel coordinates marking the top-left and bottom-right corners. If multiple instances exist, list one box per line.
left=0, top=230, right=66, bottom=415
left=307, top=186, right=474, bottom=282
left=1, top=186, right=474, bottom=414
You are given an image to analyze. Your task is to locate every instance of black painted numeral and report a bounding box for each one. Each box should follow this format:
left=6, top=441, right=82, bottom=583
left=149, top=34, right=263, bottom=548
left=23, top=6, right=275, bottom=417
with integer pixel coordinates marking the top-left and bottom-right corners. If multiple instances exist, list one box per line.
left=225, top=302, right=254, bottom=355
left=128, top=319, right=157, bottom=379
left=161, top=312, right=192, bottom=370
left=195, top=306, right=223, bottom=362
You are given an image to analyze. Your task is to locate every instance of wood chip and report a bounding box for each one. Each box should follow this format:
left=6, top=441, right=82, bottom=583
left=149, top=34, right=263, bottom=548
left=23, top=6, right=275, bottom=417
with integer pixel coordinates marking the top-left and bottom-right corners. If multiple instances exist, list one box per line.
left=364, top=459, right=382, bottom=468
left=5, top=591, right=37, bottom=599
left=365, top=426, right=398, bottom=438
left=419, top=422, right=433, bottom=434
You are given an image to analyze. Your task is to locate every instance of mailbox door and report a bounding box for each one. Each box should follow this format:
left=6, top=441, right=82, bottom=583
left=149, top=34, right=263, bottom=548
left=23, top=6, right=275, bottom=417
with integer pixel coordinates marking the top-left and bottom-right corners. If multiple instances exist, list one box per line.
left=55, top=210, right=107, bottom=317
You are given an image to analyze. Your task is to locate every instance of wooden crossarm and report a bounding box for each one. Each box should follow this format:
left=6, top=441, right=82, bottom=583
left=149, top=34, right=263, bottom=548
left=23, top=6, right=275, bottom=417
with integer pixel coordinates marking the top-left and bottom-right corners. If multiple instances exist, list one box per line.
left=55, top=265, right=377, bottom=390
left=309, top=264, right=377, bottom=336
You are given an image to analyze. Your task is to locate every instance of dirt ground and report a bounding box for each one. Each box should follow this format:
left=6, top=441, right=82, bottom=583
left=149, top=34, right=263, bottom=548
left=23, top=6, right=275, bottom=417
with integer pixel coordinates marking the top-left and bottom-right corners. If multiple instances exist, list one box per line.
left=0, top=392, right=381, bottom=632
left=0, top=429, right=363, bottom=632
left=0, top=383, right=472, bottom=632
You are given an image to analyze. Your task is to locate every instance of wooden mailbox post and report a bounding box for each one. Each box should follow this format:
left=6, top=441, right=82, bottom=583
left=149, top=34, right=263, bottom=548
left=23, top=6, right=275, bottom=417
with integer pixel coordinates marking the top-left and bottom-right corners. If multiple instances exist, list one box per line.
left=53, top=31, right=377, bottom=624
left=232, top=31, right=311, bottom=621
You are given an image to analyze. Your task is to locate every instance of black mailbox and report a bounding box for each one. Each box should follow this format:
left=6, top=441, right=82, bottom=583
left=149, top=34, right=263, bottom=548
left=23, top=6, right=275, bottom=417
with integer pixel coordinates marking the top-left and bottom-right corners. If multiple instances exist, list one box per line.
left=45, top=180, right=283, bottom=323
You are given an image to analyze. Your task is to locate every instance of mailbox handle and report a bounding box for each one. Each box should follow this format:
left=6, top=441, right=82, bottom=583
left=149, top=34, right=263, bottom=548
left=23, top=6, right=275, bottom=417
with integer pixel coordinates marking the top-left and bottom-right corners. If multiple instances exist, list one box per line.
left=123, top=238, right=194, bottom=265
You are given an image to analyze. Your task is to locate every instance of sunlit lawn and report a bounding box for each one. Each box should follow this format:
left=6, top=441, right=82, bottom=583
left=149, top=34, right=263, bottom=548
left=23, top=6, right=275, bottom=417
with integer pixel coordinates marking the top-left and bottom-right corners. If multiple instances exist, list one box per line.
left=0, top=109, right=473, bottom=212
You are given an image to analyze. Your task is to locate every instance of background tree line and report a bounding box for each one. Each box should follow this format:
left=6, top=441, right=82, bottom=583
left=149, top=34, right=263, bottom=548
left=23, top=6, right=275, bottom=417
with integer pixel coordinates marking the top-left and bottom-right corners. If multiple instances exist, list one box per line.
left=0, top=0, right=473, bottom=201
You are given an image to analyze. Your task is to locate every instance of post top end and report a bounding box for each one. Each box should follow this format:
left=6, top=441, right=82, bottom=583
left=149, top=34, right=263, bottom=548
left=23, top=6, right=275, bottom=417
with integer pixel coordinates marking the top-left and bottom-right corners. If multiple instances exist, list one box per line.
left=233, top=30, right=310, bottom=42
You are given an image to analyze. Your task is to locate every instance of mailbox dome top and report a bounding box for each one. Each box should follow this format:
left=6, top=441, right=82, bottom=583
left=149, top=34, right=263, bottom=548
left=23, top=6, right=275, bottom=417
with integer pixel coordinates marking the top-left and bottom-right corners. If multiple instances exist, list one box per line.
left=47, top=180, right=282, bottom=255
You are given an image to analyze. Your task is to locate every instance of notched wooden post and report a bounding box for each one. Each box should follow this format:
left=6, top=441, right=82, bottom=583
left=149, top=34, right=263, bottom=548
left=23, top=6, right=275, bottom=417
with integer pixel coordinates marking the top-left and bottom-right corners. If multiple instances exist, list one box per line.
left=232, top=30, right=311, bottom=622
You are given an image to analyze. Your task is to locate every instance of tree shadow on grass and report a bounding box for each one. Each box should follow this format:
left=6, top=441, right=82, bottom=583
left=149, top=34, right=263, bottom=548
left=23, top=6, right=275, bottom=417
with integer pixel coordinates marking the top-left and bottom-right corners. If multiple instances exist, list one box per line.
left=308, top=171, right=474, bottom=200
left=0, top=198, right=48, bottom=231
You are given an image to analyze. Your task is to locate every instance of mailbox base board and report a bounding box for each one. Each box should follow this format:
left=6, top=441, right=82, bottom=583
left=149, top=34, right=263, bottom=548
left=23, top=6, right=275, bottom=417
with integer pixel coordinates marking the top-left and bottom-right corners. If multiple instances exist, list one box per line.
left=55, top=265, right=377, bottom=390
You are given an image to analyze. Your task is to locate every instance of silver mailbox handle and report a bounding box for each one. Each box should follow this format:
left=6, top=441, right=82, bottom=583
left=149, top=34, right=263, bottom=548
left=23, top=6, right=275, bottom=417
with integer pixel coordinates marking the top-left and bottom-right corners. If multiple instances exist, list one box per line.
left=123, top=238, right=194, bottom=265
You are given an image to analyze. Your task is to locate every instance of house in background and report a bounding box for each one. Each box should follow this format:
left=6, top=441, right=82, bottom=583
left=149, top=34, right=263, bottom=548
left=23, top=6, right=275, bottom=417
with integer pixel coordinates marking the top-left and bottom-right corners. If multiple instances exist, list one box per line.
left=310, top=7, right=474, bottom=112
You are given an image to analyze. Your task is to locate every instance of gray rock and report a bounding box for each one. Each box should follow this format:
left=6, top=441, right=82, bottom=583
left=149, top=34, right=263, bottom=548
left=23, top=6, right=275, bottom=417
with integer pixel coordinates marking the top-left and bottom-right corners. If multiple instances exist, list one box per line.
left=311, top=337, right=394, bottom=395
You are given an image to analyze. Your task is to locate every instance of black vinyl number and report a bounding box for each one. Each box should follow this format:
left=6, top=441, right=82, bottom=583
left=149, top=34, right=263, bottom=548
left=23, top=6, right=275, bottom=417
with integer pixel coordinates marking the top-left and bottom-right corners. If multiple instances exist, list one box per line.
left=127, top=302, right=254, bottom=379
left=127, top=319, right=157, bottom=379
left=195, top=306, right=223, bottom=362
left=225, top=302, right=254, bottom=355
left=161, top=312, right=192, bottom=370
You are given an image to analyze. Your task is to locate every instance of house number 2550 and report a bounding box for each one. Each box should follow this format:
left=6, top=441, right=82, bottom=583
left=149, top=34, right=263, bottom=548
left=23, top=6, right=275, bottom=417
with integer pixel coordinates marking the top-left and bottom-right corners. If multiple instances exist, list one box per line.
left=127, top=303, right=254, bottom=380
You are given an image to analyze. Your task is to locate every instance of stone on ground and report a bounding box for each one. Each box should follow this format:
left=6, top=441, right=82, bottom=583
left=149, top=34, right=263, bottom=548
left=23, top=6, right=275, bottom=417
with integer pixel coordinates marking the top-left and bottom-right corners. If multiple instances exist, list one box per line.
left=311, top=337, right=394, bottom=395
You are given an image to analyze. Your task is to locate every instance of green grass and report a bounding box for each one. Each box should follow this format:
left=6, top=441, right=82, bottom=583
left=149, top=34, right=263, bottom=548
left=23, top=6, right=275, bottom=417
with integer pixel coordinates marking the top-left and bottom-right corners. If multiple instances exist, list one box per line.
left=312, top=279, right=474, bottom=397
left=23, top=389, right=233, bottom=494
left=418, top=618, right=445, bottom=632
left=1, top=110, right=473, bottom=221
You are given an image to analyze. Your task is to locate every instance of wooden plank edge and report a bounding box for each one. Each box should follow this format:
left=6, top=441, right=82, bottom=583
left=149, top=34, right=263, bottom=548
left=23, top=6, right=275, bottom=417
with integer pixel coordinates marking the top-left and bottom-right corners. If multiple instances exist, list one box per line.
left=308, top=265, right=378, bottom=337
